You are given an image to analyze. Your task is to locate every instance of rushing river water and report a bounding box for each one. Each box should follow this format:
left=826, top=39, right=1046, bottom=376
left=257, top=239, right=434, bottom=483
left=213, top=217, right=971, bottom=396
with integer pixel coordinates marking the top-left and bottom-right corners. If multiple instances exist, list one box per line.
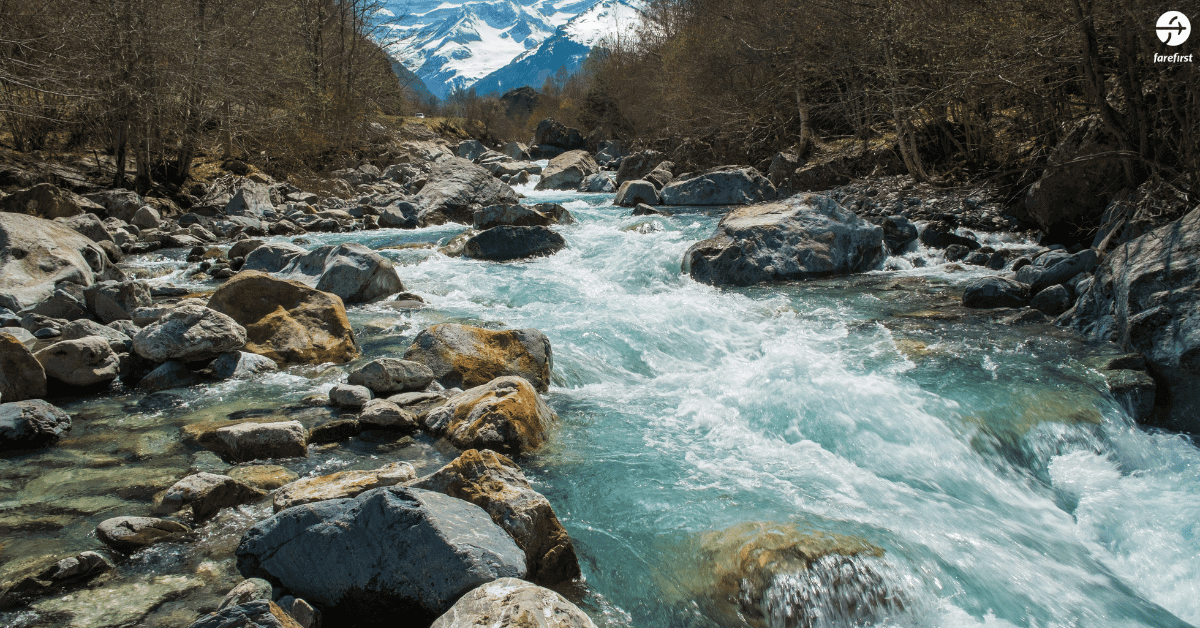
left=3, top=183, right=1199, bottom=628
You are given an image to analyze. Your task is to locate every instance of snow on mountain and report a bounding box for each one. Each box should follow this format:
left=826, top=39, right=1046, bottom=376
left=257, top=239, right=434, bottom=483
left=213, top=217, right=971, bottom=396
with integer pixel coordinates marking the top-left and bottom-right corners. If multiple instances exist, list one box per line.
left=385, top=0, right=643, bottom=99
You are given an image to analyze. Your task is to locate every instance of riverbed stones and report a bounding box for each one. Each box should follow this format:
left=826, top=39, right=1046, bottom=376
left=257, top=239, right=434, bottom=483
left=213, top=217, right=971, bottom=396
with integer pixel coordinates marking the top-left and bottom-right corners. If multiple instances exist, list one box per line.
left=30, top=573, right=204, bottom=628
left=962, top=276, right=1030, bottom=309
left=414, top=449, right=580, bottom=585
left=464, top=226, right=566, bottom=261
left=536, top=150, right=599, bottom=191
left=423, top=377, right=557, bottom=454
left=215, top=420, right=308, bottom=462
left=431, top=578, right=596, bottom=628
left=329, top=383, right=372, bottom=409
left=0, top=212, right=111, bottom=306
left=404, top=323, right=553, bottom=392
left=661, top=166, right=776, bottom=206
left=0, top=399, right=71, bottom=449
left=158, top=472, right=266, bottom=520
left=882, top=215, right=918, bottom=253
left=358, top=398, right=419, bottom=431
left=207, top=271, right=359, bottom=365
left=0, top=332, right=47, bottom=401
left=34, top=336, right=121, bottom=387
left=136, top=360, right=201, bottom=391
left=347, top=358, right=435, bottom=395
left=683, top=194, right=886, bottom=286
left=59, top=319, right=132, bottom=353
left=236, top=487, right=526, bottom=626
left=95, top=516, right=192, bottom=553
left=1017, top=249, right=1099, bottom=296
left=132, top=304, right=248, bottom=362
left=272, top=462, right=415, bottom=512
left=0, top=551, right=114, bottom=606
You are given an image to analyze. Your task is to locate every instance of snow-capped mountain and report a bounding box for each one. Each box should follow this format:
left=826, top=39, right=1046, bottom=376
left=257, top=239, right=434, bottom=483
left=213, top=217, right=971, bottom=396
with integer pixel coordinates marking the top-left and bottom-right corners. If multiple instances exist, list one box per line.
left=385, top=0, right=643, bottom=99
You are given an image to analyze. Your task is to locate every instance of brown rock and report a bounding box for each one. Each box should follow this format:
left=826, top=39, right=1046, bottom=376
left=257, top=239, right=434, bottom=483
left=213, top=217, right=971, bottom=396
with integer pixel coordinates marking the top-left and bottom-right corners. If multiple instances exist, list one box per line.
left=273, top=462, right=415, bottom=512
left=207, top=271, right=359, bottom=364
left=422, top=376, right=557, bottom=454
left=0, top=332, right=47, bottom=401
left=0, top=183, right=102, bottom=219
left=404, top=323, right=552, bottom=392
left=34, top=336, right=121, bottom=387
left=412, top=450, right=580, bottom=585
left=227, top=465, right=299, bottom=490
left=157, top=472, right=266, bottom=520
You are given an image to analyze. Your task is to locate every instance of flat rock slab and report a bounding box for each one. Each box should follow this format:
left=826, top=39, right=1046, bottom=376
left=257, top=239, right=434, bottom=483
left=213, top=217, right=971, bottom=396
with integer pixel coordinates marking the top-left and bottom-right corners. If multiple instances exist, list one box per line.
left=272, top=462, right=415, bottom=511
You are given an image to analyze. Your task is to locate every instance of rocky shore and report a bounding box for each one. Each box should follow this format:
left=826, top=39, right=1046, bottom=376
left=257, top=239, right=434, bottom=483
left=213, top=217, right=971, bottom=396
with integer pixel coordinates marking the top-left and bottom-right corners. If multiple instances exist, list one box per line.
left=0, top=116, right=1196, bottom=628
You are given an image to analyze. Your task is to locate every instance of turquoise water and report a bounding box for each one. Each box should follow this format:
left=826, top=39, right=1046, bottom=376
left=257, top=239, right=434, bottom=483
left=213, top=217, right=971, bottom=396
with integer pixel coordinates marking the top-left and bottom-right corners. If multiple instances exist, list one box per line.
left=5, top=185, right=1199, bottom=628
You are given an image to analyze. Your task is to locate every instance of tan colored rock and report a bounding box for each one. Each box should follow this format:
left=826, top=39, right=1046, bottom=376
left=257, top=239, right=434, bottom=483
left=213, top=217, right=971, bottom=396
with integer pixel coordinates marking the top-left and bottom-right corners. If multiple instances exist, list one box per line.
left=207, top=271, right=359, bottom=364
left=431, top=578, right=596, bottom=628
left=273, top=462, right=415, bottom=512
left=96, top=516, right=191, bottom=553
left=422, top=376, right=556, bottom=454
left=227, top=465, right=299, bottom=490
left=0, top=212, right=110, bottom=305
left=404, top=323, right=552, bottom=392
left=413, top=450, right=580, bottom=585
left=34, top=336, right=120, bottom=386
left=0, top=183, right=102, bottom=219
left=0, top=332, right=47, bottom=401
left=215, top=421, right=307, bottom=462
left=181, top=415, right=297, bottom=455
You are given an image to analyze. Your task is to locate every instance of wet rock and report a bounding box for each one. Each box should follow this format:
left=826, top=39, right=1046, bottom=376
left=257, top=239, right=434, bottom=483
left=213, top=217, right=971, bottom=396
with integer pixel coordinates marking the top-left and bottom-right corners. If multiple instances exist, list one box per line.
left=348, top=358, right=435, bottom=395
left=1016, top=249, right=1099, bottom=295
left=0, top=550, right=114, bottom=606
left=1103, top=369, right=1157, bottom=423
left=227, top=465, right=299, bottom=491
left=211, top=351, right=279, bottom=380
left=464, top=226, right=566, bottom=261
left=83, top=280, right=152, bottom=323
left=536, top=150, right=599, bottom=191
left=137, top=360, right=201, bottom=391
left=683, top=194, right=885, bottom=286
left=579, top=172, right=615, bottom=193
left=472, top=204, right=567, bottom=230
left=189, top=599, right=303, bottom=628
left=31, top=573, right=203, bottom=627
left=431, top=578, right=596, bottom=628
left=423, top=376, right=557, bottom=454
left=417, top=158, right=520, bottom=226
left=661, top=166, right=775, bottom=206
left=632, top=204, right=662, bottom=216
left=0, top=400, right=70, bottom=449
left=237, top=487, right=526, bottom=626
left=0, top=331, right=47, bottom=401
left=308, top=418, right=361, bottom=444
left=962, top=277, right=1030, bottom=309
left=1031, top=284, right=1072, bottom=316
left=158, top=472, right=267, bottom=520
left=133, top=304, right=248, bottom=362
left=414, top=449, right=580, bottom=585
left=216, top=421, right=308, bottom=463
left=229, top=239, right=264, bottom=260
left=273, top=461, right=416, bottom=511
left=358, top=399, right=419, bottom=431
left=919, top=220, right=980, bottom=250
left=944, top=243, right=969, bottom=262
left=405, top=323, right=553, bottom=392
left=387, top=391, right=448, bottom=415
left=881, top=215, right=918, bottom=254
left=241, top=242, right=307, bottom=273
left=614, top=180, right=660, bottom=207
left=96, top=516, right=191, bottom=553
left=218, top=578, right=274, bottom=611
left=329, top=383, right=372, bottom=409
left=207, top=271, right=359, bottom=365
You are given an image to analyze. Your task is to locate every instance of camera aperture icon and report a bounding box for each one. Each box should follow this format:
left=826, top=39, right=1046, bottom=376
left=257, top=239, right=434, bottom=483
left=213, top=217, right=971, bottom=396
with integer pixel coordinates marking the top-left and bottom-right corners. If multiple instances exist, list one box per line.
left=1157, top=11, right=1191, bottom=46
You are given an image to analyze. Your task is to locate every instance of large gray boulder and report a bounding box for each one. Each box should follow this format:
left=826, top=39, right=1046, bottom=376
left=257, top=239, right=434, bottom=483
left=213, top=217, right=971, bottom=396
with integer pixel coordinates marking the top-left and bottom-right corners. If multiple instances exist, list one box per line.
left=472, top=204, right=572, bottom=230
left=0, top=212, right=111, bottom=305
left=84, top=189, right=145, bottom=222
left=661, top=166, right=776, bottom=206
left=84, top=280, right=152, bottom=323
left=1025, top=115, right=1128, bottom=242
left=236, top=487, right=526, bottom=626
left=1015, top=249, right=1099, bottom=295
left=1063, top=206, right=1200, bottom=430
left=33, top=336, right=121, bottom=387
left=241, top=242, right=307, bottom=273
left=132, top=304, right=248, bottom=362
left=535, top=151, right=598, bottom=191
left=0, top=399, right=70, bottom=450
left=416, top=158, right=520, bottom=226
left=270, top=243, right=404, bottom=304
left=224, top=181, right=275, bottom=217
left=962, top=277, right=1031, bottom=309
left=614, top=180, right=660, bottom=207
left=0, top=331, right=47, bottom=401
left=683, top=194, right=885, bottom=286
left=464, top=226, right=566, bottom=262
left=615, top=150, right=667, bottom=186
left=55, top=213, right=115, bottom=244
left=431, top=578, right=596, bottom=628
left=347, top=358, right=435, bottom=395
left=60, top=319, right=132, bottom=353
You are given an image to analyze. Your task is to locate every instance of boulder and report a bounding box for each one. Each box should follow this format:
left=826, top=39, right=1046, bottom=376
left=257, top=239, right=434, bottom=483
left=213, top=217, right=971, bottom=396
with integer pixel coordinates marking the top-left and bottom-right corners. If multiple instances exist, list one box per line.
left=0, top=183, right=101, bottom=219
left=377, top=201, right=419, bottom=229
left=130, top=206, right=161, bottom=230
left=534, top=119, right=585, bottom=151
left=84, top=280, right=152, bottom=323
left=614, top=180, right=660, bottom=207
left=217, top=578, right=274, bottom=611
left=272, top=462, right=415, bottom=512
left=26, top=283, right=90, bottom=321
left=0, top=332, right=47, bottom=401
left=661, top=167, right=775, bottom=206
left=358, top=399, right=419, bottom=431
left=55, top=213, right=115, bottom=244
left=1016, top=249, right=1099, bottom=296
left=210, top=351, right=279, bottom=380
left=132, top=304, right=248, bottom=362
left=158, top=472, right=266, bottom=520
left=457, top=140, right=487, bottom=161
left=1026, top=115, right=1129, bottom=242
left=502, top=141, right=530, bottom=161
left=472, top=204, right=562, bottom=230
left=791, top=162, right=850, bottom=191
left=414, top=450, right=580, bottom=585
left=464, top=226, right=566, bottom=261
left=207, top=271, right=359, bottom=365
left=1063, top=207, right=1200, bottom=430
left=347, top=358, right=435, bottom=395
left=188, top=599, right=301, bottom=628
left=227, top=465, right=300, bottom=491
left=228, top=239, right=264, bottom=261
left=962, top=276, right=1030, bottom=308
left=431, top=578, right=596, bottom=628
left=1031, top=284, right=1072, bottom=316
left=84, top=189, right=145, bottom=223
left=215, top=421, right=308, bottom=462
left=919, top=221, right=980, bottom=250
left=34, top=336, right=121, bottom=386
left=423, top=377, right=557, bottom=454
left=96, top=516, right=191, bottom=553
left=236, top=487, right=526, bottom=626
left=0, top=399, right=70, bottom=450
left=881, top=215, right=918, bottom=254
left=265, top=243, right=404, bottom=304
left=224, top=182, right=275, bottom=217
left=404, top=323, right=552, bottom=392
left=241, top=242, right=307, bottom=273
left=578, top=173, right=615, bottom=193
left=644, top=162, right=675, bottom=190
left=0, top=212, right=111, bottom=305
left=632, top=204, right=662, bottom=216
left=328, top=384, right=372, bottom=410
left=767, top=152, right=802, bottom=189
left=615, top=150, right=668, bottom=186
left=416, top=158, right=520, bottom=226
left=683, top=194, right=886, bottom=286
left=535, top=151, right=599, bottom=191
left=136, top=360, right=201, bottom=391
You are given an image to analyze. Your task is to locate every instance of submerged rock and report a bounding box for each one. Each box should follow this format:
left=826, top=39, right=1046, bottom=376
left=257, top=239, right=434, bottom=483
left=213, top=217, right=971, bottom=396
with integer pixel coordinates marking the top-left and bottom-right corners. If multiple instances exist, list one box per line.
left=236, top=487, right=526, bottom=626
left=158, top=472, right=266, bottom=520
left=962, top=277, right=1030, bottom=309
left=423, top=377, right=557, bottom=454
left=431, top=578, right=596, bottom=628
left=683, top=194, right=885, bottom=286
left=216, top=420, right=308, bottom=462
left=0, top=399, right=71, bottom=450
left=96, top=516, right=191, bottom=553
